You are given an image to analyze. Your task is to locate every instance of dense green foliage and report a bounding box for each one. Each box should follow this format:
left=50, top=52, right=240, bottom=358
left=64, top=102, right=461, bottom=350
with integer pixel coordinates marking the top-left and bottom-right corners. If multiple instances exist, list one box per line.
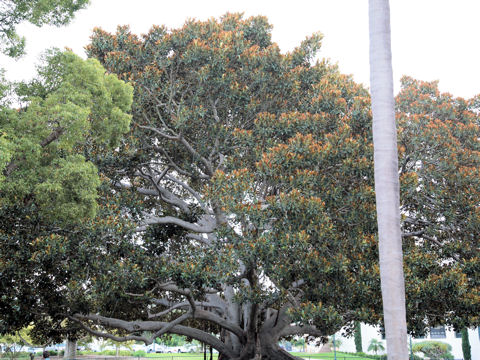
left=81, top=14, right=480, bottom=359
left=397, top=77, right=480, bottom=333
left=354, top=322, right=362, bottom=353
left=0, top=0, right=89, bottom=57
left=82, top=14, right=383, bottom=359
left=0, top=332, right=26, bottom=356
left=461, top=328, right=471, bottom=360
left=0, top=50, right=132, bottom=221
left=0, top=50, right=133, bottom=341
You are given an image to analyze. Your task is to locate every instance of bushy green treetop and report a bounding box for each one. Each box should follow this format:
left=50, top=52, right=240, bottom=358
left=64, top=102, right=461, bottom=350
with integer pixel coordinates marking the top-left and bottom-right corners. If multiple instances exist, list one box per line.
left=0, top=0, right=89, bottom=57
left=397, top=77, right=480, bottom=333
left=0, top=50, right=132, bottom=341
left=0, top=50, right=132, bottom=222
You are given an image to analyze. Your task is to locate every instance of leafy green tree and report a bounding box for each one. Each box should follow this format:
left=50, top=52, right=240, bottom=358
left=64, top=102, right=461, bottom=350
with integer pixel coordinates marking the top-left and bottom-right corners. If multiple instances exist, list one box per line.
left=397, top=77, right=480, bottom=333
left=354, top=321, right=363, bottom=353
left=80, top=14, right=380, bottom=360
left=0, top=332, right=26, bottom=358
left=0, top=50, right=133, bottom=342
left=461, top=328, right=471, bottom=360
left=158, top=334, right=186, bottom=348
left=0, top=0, right=89, bottom=57
left=291, top=338, right=305, bottom=352
left=99, top=338, right=134, bottom=357
left=76, top=334, right=94, bottom=352
left=328, top=337, right=342, bottom=351
left=367, top=338, right=385, bottom=355
left=0, top=328, right=42, bottom=360
left=412, top=341, right=453, bottom=360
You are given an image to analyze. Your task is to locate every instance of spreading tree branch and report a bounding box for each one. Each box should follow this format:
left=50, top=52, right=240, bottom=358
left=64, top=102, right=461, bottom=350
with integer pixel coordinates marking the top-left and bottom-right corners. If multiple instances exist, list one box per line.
left=137, top=213, right=216, bottom=233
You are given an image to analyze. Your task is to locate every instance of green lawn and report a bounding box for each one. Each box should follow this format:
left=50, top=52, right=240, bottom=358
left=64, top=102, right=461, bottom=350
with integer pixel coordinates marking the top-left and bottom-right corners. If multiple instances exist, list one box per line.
left=144, top=354, right=218, bottom=359
left=2, top=356, right=219, bottom=360
left=138, top=352, right=363, bottom=360
left=145, top=352, right=327, bottom=359
left=145, top=352, right=373, bottom=359
left=132, top=354, right=365, bottom=360
left=4, top=352, right=369, bottom=360
left=291, top=352, right=371, bottom=359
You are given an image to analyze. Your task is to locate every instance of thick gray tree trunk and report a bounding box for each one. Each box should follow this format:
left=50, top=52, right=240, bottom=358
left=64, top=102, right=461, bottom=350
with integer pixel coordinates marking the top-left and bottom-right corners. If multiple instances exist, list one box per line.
left=369, top=0, right=408, bottom=359
left=64, top=339, right=77, bottom=360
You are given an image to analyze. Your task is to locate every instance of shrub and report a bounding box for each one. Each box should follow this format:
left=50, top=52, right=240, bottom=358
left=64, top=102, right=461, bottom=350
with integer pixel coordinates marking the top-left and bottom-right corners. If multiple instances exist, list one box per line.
left=412, top=341, right=453, bottom=360
left=97, top=350, right=133, bottom=356
left=133, top=350, right=146, bottom=357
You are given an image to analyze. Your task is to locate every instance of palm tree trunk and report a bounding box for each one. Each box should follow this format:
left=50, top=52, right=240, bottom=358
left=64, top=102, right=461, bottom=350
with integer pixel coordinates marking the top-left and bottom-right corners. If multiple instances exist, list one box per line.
left=368, top=0, right=408, bottom=359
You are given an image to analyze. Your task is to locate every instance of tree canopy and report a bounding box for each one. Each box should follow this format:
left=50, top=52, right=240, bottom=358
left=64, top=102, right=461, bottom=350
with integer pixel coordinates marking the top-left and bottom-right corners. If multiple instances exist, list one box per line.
left=0, top=0, right=89, bottom=57
left=81, top=14, right=380, bottom=360
left=398, top=77, right=480, bottom=332
left=0, top=13, right=479, bottom=360
left=0, top=49, right=133, bottom=342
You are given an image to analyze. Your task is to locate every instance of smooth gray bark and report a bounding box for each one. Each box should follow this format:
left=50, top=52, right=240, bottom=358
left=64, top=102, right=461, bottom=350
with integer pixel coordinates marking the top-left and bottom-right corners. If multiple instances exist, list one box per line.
left=369, top=0, right=408, bottom=359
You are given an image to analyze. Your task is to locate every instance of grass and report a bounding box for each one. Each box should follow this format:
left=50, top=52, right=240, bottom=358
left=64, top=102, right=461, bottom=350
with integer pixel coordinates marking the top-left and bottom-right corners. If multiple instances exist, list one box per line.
left=3, top=352, right=372, bottom=360
left=145, top=352, right=371, bottom=359
left=144, top=352, right=374, bottom=360
left=291, top=352, right=371, bottom=359
left=144, top=354, right=219, bottom=359
left=3, top=356, right=218, bottom=360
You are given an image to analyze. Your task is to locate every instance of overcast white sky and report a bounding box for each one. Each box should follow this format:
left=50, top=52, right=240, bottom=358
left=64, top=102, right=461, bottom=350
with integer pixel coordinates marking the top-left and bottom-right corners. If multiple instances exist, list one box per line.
left=1, top=0, right=479, bottom=98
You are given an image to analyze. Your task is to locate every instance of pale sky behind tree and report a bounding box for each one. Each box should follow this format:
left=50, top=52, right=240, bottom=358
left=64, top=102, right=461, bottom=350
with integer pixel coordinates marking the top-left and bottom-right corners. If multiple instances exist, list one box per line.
left=1, top=0, right=479, bottom=99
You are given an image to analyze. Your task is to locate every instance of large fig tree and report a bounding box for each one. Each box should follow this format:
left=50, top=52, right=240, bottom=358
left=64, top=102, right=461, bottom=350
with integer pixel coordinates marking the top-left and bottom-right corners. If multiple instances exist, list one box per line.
left=80, top=14, right=380, bottom=360
left=77, top=14, right=478, bottom=359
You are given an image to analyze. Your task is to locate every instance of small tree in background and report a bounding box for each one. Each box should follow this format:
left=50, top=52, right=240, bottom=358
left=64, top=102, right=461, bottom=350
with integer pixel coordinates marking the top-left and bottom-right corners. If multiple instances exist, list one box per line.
left=0, top=333, right=25, bottom=360
left=354, top=321, right=363, bottom=353
left=412, top=341, right=453, bottom=360
left=367, top=339, right=385, bottom=355
left=328, top=337, right=342, bottom=352
left=158, top=334, right=186, bottom=348
left=461, top=329, right=471, bottom=360
left=99, top=338, right=134, bottom=357
left=291, top=338, right=306, bottom=352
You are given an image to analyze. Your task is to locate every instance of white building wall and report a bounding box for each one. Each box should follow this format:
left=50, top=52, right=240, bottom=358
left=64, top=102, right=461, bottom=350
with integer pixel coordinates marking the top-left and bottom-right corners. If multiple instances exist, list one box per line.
left=337, top=325, right=386, bottom=355
left=335, top=324, right=480, bottom=360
